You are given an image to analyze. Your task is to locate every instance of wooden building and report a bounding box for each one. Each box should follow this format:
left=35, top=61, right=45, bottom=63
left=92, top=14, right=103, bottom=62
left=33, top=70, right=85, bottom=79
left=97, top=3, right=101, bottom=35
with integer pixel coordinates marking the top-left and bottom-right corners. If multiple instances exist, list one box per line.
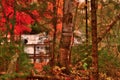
left=21, top=33, right=51, bottom=63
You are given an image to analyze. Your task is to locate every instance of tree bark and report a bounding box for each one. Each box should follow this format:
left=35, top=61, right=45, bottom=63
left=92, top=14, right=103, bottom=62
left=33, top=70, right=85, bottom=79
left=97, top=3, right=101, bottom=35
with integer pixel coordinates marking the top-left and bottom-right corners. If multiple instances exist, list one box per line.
left=85, top=0, right=88, bottom=45
left=59, top=0, right=73, bottom=67
left=91, top=0, right=98, bottom=80
left=50, top=0, right=57, bottom=66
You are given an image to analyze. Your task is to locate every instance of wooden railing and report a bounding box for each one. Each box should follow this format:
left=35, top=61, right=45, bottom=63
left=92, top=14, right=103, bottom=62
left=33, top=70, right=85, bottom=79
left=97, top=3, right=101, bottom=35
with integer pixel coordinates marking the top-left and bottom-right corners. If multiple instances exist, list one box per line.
left=24, top=41, right=52, bottom=63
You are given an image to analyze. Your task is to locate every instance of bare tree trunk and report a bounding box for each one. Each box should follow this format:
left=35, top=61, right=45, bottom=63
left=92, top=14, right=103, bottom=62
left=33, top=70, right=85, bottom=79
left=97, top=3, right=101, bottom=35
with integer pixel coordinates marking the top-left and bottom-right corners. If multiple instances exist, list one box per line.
left=85, top=0, right=88, bottom=46
left=50, top=0, right=57, bottom=66
left=90, top=0, right=98, bottom=80
left=59, top=0, right=73, bottom=67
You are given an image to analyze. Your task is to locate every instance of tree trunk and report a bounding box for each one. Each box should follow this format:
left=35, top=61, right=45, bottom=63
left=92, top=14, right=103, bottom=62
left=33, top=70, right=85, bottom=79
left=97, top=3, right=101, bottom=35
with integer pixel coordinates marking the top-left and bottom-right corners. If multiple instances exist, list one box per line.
left=50, top=0, right=57, bottom=66
left=59, top=0, right=73, bottom=67
left=7, top=52, right=19, bottom=74
left=90, top=0, right=98, bottom=80
left=85, top=0, right=88, bottom=45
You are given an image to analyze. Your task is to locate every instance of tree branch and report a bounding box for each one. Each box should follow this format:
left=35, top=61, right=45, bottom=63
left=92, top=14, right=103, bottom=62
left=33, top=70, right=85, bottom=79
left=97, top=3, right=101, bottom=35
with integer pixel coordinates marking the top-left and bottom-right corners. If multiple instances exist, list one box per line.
left=97, top=13, right=120, bottom=43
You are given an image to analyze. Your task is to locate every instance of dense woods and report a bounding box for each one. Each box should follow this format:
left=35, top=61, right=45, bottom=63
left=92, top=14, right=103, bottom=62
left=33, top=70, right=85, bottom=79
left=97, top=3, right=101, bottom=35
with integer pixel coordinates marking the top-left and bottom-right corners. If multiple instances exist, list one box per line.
left=0, top=0, right=120, bottom=80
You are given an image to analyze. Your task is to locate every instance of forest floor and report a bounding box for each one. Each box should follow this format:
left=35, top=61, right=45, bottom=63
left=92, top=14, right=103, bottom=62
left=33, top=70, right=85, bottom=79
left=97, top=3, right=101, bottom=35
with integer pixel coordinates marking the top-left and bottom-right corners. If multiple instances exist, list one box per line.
left=32, top=61, right=120, bottom=80
left=0, top=62, right=120, bottom=80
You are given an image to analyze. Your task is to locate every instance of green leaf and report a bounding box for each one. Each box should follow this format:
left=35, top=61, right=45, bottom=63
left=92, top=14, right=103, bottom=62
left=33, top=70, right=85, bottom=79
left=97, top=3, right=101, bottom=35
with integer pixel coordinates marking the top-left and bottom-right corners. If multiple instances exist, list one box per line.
left=83, top=63, right=88, bottom=70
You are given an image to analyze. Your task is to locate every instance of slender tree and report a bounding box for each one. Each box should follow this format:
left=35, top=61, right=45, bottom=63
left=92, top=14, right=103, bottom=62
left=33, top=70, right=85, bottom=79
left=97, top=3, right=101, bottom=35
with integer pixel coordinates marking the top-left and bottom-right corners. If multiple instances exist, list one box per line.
left=91, top=0, right=98, bottom=80
left=85, top=0, right=88, bottom=45
left=51, top=0, right=57, bottom=66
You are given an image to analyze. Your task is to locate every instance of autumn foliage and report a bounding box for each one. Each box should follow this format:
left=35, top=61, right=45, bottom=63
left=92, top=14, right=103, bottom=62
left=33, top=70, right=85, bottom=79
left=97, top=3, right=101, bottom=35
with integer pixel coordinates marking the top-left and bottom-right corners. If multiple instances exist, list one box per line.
left=0, top=0, right=32, bottom=34
left=0, top=0, right=55, bottom=35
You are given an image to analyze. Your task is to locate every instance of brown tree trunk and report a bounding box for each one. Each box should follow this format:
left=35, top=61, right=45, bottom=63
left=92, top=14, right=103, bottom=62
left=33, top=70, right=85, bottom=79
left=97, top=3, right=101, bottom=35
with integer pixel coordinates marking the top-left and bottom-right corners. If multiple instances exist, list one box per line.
left=85, top=0, right=88, bottom=46
left=59, top=0, right=73, bottom=67
left=50, top=0, right=57, bottom=66
left=90, top=0, right=98, bottom=80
